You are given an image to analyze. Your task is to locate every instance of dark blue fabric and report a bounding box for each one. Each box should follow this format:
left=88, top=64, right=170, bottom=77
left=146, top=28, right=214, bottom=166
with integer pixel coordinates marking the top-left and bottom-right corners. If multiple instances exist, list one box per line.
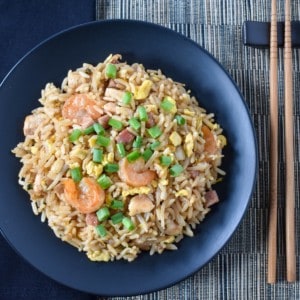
left=0, top=1, right=97, bottom=299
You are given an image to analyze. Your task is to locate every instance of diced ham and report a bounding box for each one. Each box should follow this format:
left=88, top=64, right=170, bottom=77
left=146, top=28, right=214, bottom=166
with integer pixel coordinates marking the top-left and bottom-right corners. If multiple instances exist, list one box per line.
left=98, top=115, right=110, bottom=129
left=104, top=88, right=124, bottom=102
left=204, top=190, right=219, bottom=208
left=85, top=213, right=99, bottom=226
left=145, top=112, right=156, bottom=128
left=116, top=128, right=135, bottom=144
left=23, top=114, right=47, bottom=137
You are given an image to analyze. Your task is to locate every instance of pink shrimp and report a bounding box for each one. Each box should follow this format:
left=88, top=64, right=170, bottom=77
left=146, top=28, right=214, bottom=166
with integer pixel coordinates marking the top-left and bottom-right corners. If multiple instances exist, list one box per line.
left=118, top=158, right=156, bottom=187
left=62, top=94, right=103, bottom=128
left=62, top=177, right=105, bottom=214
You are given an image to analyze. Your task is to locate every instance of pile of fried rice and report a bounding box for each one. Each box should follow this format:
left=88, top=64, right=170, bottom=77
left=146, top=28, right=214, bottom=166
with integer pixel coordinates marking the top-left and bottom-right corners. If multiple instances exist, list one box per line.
left=12, top=54, right=226, bottom=262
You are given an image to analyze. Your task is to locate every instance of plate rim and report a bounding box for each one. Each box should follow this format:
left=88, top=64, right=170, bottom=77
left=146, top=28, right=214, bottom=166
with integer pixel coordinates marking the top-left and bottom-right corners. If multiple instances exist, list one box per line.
left=0, top=19, right=258, bottom=296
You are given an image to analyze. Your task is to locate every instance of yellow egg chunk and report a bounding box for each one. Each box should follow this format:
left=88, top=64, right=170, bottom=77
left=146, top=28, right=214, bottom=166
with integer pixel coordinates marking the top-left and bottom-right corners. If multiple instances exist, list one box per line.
left=169, top=131, right=182, bottom=146
left=134, top=80, right=153, bottom=99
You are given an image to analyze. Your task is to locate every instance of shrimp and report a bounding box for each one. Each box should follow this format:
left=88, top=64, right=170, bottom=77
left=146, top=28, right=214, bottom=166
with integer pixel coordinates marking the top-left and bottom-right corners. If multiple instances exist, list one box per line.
left=202, top=125, right=217, bottom=154
left=62, top=177, right=105, bottom=214
left=118, top=158, right=156, bottom=187
left=62, top=94, right=103, bottom=128
left=128, top=195, right=154, bottom=216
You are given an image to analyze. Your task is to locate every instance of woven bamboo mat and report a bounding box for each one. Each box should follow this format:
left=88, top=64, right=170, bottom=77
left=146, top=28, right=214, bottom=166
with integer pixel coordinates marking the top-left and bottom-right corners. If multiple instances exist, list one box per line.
left=95, top=1, right=300, bottom=299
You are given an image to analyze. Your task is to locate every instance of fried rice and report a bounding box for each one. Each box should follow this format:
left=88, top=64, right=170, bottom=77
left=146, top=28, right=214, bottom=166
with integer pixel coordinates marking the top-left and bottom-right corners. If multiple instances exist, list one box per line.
left=12, top=54, right=226, bottom=262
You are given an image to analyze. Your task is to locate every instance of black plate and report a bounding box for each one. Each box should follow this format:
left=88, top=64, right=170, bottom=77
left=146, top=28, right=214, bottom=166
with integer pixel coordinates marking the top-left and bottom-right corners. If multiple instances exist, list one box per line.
left=0, top=20, right=257, bottom=296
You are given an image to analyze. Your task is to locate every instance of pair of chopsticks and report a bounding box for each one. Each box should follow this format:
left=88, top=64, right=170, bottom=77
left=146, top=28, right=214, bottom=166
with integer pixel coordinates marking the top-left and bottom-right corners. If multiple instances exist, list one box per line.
left=267, top=0, right=296, bottom=283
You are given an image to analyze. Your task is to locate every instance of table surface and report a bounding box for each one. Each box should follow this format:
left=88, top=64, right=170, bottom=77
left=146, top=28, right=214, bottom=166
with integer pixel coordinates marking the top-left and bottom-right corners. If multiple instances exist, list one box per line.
left=1, top=1, right=300, bottom=299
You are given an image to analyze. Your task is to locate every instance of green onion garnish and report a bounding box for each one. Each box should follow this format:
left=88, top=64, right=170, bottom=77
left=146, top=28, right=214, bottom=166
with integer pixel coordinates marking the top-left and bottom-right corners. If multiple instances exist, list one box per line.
left=96, top=135, right=110, bottom=147
left=108, top=118, right=123, bottom=130
left=150, top=141, right=161, bottom=150
left=160, top=98, right=175, bottom=112
left=96, top=207, right=110, bottom=222
left=104, top=163, right=119, bottom=173
left=137, top=106, right=148, bottom=121
left=105, top=63, right=117, bottom=79
left=70, top=167, right=82, bottom=183
left=142, top=148, right=153, bottom=161
left=133, top=136, right=143, bottom=148
left=111, top=212, right=124, bottom=224
left=175, top=115, right=186, bottom=125
left=122, top=217, right=135, bottom=231
left=160, top=155, right=172, bottom=167
left=147, top=126, right=162, bottom=138
left=129, top=117, right=141, bottom=131
left=97, top=174, right=112, bottom=189
left=116, top=143, right=126, bottom=157
left=126, top=150, right=141, bottom=163
left=69, top=129, right=82, bottom=142
left=110, top=199, right=124, bottom=210
left=83, top=125, right=95, bottom=135
left=122, top=91, right=132, bottom=104
left=93, top=123, right=105, bottom=135
left=93, top=148, right=103, bottom=163
left=95, top=224, right=107, bottom=237
left=170, top=164, right=184, bottom=177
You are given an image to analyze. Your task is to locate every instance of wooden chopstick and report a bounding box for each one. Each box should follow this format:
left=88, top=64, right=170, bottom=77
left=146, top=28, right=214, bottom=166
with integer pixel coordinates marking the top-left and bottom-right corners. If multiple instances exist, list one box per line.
left=267, top=0, right=279, bottom=284
left=284, top=0, right=296, bottom=283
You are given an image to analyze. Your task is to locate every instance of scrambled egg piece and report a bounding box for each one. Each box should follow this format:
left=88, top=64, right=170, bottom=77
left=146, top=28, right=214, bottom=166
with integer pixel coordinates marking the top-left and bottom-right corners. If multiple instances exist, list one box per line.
left=169, top=132, right=182, bottom=146
left=87, top=250, right=110, bottom=262
left=218, top=134, right=227, bottom=147
left=175, top=189, right=189, bottom=197
left=153, top=163, right=168, bottom=178
left=69, top=162, right=80, bottom=169
left=102, top=153, right=114, bottom=166
left=86, top=161, right=103, bottom=178
left=164, top=236, right=175, bottom=243
left=184, top=133, right=194, bottom=157
left=134, top=80, right=153, bottom=99
left=88, top=136, right=97, bottom=148
left=30, top=146, right=38, bottom=154
left=144, top=104, right=158, bottom=113
left=122, top=186, right=151, bottom=198
left=70, top=148, right=87, bottom=160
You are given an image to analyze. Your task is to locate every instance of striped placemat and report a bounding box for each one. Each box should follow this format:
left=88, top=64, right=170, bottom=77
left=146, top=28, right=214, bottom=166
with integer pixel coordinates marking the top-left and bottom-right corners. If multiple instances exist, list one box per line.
left=95, top=1, right=300, bottom=299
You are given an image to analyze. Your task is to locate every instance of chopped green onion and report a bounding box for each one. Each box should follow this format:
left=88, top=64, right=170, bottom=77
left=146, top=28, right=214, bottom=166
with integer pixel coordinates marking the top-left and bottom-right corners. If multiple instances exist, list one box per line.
left=96, top=207, right=110, bottom=222
left=96, top=135, right=110, bottom=147
left=175, top=115, right=186, bottom=125
left=93, top=123, right=105, bottom=135
left=83, top=125, right=95, bottom=135
left=93, top=148, right=103, bottom=163
left=133, top=136, right=143, bottom=148
left=116, top=143, right=126, bottom=158
left=108, top=118, right=123, bottom=130
left=104, top=163, right=119, bottom=173
left=129, top=117, right=141, bottom=131
left=147, top=126, right=162, bottom=138
left=110, top=199, right=124, bottom=210
left=97, top=174, right=112, bottom=189
left=122, top=91, right=132, bottom=104
left=126, top=150, right=141, bottom=163
left=160, top=98, right=175, bottom=112
left=160, top=155, right=172, bottom=167
left=69, top=129, right=82, bottom=142
left=111, top=212, right=124, bottom=224
left=150, top=141, right=161, bottom=150
left=142, top=148, right=153, bottom=161
left=70, top=167, right=82, bottom=183
left=95, top=224, right=107, bottom=237
left=137, top=106, right=148, bottom=121
left=170, top=164, right=184, bottom=177
left=105, top=63, right=117, bottom=79
left=122, top=217, right=135, bottom=231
